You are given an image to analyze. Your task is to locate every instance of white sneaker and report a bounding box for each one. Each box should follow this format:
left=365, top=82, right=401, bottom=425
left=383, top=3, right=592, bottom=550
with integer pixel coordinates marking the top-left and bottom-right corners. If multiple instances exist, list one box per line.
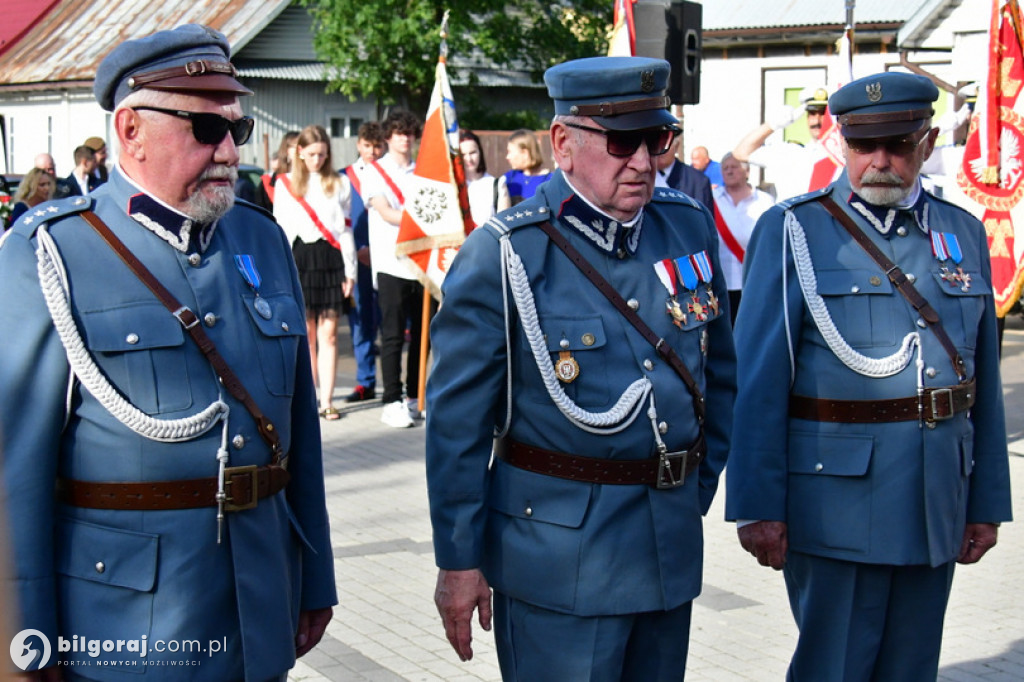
left=381, top=400, right=414, bottom=428
left=406, top=398, right=424, bottom=420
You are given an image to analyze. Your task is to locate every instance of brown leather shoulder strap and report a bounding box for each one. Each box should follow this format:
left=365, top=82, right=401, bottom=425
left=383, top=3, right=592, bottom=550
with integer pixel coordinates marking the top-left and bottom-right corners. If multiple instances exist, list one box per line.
left=536, top=220, right=706, bottom=425
left=816, top=195, right=968, bottom=382
left=79, top=210, right=284, bottom=461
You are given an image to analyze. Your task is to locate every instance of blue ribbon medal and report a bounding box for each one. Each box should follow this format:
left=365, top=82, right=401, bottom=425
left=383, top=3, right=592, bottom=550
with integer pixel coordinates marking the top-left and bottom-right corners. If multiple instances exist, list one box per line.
left=931, top=231, right=970, bottom=292
left=235, top=255, right=273, bottom=319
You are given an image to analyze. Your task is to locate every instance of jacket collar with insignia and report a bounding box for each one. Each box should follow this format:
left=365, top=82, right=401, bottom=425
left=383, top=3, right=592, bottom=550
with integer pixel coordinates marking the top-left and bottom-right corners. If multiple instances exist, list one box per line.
left=117, top=166, right=218, bottom=253
left=560, top=175, right=644, bottom=256
left=837, top=171, right=930, bottom=236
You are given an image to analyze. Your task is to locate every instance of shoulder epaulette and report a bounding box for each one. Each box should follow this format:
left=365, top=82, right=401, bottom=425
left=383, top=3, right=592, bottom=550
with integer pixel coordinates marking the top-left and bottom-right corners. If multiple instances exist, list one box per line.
left=776, top=186, right=832, bottom=211
left=651, top=187, right=702, bottom=210
left=10, top=195, right=93, bottom=238
left=482, top=203, right=554, bottom=237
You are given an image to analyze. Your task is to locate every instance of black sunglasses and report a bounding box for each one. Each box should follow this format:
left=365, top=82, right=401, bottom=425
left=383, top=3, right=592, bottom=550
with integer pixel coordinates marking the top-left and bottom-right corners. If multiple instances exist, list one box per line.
left=563, top=122, right=679, bottom=158
left=132, top=106, right=255, bottom=146
left=845, top=129, right=930, bottom=157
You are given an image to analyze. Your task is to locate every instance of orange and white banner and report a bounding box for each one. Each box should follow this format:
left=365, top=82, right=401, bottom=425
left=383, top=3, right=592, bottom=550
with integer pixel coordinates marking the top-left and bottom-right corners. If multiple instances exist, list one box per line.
left=395, top=56, right=473, bottom=301
left=956, top=0, right=1024, bottom=316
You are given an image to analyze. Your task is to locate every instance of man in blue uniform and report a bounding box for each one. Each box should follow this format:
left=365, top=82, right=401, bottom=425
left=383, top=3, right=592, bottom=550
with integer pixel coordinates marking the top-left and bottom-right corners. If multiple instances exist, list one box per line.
left=0, top=25, right=336, bottom=681
left=727, top=72, right=1013, bottom=681
left=426, top=56, right=736, bottom=680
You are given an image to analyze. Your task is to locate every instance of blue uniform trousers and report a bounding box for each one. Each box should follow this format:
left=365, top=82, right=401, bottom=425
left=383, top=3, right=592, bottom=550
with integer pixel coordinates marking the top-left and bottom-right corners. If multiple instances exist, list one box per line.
left=494, top=592, right=692, bottom=681
left=347, top=259, right=379, bottom=389
left=784, top=552, right=955, bottom=682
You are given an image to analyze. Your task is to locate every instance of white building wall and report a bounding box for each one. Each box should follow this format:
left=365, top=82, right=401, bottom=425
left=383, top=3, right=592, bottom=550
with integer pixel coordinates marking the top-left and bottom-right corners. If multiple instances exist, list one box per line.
left=680, top=51, right=896, bottom=188
left=0, top=80, right=377, bottom=175
left=1, top=90, right=108, bottom=175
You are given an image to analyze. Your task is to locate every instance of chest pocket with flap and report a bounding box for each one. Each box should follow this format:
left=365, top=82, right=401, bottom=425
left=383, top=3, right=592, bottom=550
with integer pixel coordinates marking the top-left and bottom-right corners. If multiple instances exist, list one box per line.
left=79, top=302, right=191, bottom=414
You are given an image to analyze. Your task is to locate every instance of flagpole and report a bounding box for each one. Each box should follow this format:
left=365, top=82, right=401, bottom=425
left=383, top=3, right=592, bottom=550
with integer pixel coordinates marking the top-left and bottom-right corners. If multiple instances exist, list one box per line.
left=845, top=1, right=855, bottom=81
left=417, top=287, right=431, bottom=414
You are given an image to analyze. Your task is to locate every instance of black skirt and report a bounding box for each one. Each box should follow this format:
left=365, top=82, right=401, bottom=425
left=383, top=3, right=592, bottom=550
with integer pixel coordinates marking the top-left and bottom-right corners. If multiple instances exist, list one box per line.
left=292, top=238, right=347, bottom=316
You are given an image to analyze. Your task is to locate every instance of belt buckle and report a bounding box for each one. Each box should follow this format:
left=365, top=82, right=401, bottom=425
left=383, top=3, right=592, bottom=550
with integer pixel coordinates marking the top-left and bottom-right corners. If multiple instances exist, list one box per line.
left=224, top=465, right=259, bottom=511
left=656, top=449, right=688, bottom=489
left=929, top=388, right=955, bottom=421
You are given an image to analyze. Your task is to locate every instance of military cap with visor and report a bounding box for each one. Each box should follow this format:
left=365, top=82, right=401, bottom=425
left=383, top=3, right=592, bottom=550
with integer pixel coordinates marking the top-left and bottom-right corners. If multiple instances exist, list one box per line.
left=544, top=56, right=677, bottom=131
left=829, top=72, right=939, bottom=139
left=94, top=23, right=253, bottom=112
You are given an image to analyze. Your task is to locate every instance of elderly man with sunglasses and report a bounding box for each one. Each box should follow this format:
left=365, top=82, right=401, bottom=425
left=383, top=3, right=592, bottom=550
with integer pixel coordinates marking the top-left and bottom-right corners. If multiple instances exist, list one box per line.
left=727, top=72, right=1012, bottom=680
left=0, top=25, right=336, bottom=681
left=426, top=56, right=736, bottom=680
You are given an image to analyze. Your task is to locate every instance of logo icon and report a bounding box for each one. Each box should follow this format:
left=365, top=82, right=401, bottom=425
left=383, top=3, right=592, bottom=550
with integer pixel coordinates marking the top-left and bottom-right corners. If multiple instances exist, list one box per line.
left=865, top=82, right=883, bottom=103
left=640, top=69, right=656, bottom=93
left=10, top=629, right=51, bottom=671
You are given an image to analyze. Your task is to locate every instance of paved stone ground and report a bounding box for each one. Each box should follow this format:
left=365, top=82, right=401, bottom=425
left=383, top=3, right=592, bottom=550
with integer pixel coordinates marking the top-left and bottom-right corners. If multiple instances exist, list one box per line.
left=290, top=316, right=1024, bottom=682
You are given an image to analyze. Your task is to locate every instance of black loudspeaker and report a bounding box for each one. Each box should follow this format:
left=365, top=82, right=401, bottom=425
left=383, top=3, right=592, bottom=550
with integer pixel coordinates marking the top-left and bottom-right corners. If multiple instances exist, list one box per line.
left=633, top=0, right=702, bottom=105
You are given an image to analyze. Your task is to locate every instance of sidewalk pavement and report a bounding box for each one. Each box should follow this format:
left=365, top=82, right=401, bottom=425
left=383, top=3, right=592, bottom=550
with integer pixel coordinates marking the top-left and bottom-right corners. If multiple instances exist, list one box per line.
left=291, top=316, right=1024, bottom=682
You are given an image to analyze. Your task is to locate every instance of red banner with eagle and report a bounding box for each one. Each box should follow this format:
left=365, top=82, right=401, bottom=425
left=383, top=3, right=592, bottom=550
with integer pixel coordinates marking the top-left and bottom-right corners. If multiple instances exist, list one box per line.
left=956, top=0, right=1024, bottom=316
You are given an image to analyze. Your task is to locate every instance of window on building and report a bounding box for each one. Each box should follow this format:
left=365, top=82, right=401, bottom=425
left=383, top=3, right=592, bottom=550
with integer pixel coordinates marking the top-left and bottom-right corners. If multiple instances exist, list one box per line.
left=329, top=116, right=366, bottom=138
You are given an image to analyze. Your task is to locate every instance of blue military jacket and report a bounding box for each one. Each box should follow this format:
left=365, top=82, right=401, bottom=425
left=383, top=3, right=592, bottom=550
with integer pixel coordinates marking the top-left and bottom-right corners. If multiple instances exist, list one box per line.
left=726, top=171, right=1012, bottom=567
left=0, top=169, right=336, bottom=680
left=426, top=171, right=736, bottom=616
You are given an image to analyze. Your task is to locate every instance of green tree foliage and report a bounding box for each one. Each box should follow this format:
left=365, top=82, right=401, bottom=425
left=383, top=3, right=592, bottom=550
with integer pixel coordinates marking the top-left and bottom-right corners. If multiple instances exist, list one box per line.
left=298, top=0, right=612, bottom=114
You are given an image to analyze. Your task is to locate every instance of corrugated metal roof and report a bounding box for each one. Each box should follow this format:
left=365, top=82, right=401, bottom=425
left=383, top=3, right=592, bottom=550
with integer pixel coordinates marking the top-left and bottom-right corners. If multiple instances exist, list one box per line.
left=0, top=0, right=292, bottom=88
left=699, top=0, right=924, bottom=31
left=235, top=61, right=331, bottom=82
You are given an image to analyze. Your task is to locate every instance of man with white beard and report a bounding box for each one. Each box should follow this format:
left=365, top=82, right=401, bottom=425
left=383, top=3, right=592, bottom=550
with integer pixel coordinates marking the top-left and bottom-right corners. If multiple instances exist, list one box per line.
left=0, top=24, right=336, bottom=681
left=726, top=72, right=1012, bottom=681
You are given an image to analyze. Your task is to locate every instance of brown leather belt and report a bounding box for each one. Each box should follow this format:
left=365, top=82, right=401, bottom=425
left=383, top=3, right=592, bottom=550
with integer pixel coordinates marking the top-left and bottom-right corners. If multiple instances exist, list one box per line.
left=55, top=464, right=290, bottom=511
left=788, top=380, right=976, bottom=424
left=493, top=434, right=706, bottom=489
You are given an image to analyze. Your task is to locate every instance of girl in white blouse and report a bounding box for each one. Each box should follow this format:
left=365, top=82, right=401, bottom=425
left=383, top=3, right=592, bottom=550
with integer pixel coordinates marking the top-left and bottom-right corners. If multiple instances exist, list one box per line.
left=273, top=124, right=356, bottom=420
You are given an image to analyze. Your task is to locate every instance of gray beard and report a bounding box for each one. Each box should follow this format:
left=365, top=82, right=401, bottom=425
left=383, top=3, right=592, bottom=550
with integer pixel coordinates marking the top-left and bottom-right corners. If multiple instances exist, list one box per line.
left=184, top=167, right=238, bottom=223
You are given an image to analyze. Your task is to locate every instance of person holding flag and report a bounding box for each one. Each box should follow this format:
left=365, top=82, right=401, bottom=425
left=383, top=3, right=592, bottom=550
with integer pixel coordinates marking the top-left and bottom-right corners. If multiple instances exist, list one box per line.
left=364, top=110, right=426, bottom=428
left=426, top=56, right=736, bottom=679
left=391, top=15, right=475, bottom=424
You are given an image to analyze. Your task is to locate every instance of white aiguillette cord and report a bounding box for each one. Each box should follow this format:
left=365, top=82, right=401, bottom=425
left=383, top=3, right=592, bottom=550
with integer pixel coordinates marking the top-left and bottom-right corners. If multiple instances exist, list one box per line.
left=817, top=196, right=968, bottom=383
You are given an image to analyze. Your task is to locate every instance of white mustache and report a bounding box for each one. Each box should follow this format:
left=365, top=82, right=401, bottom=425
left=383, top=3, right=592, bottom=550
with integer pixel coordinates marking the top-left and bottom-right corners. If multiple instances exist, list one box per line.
left=200, top=166, right=238, bottom=183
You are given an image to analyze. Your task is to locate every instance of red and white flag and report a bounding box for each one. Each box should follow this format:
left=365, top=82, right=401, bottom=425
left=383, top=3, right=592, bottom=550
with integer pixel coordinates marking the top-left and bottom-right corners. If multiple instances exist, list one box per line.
left=395, top=41, right=473, bottom=301
left=809, top=110, right=844, bottom=192
left=956, top=0, right=1024, bottom=316
left=808, top=29, right=853, bottom=192
left=607, top=0, right=636, bottom=57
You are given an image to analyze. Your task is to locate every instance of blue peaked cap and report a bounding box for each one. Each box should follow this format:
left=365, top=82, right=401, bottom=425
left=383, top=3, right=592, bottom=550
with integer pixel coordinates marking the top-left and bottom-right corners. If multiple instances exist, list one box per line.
left=829, top=72, right=939, bottom=139
left=94, top=24, right=252, bottom=112
left=544, top=56, right=677, bottom=131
